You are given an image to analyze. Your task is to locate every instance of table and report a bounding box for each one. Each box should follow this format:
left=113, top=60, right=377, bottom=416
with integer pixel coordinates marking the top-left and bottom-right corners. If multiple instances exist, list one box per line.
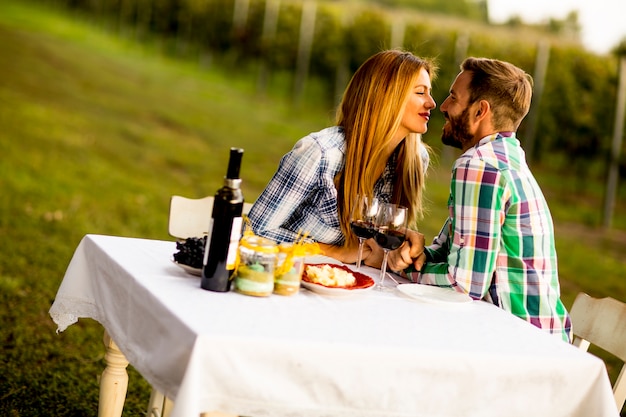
left=49, top=234, right=619, bottom=417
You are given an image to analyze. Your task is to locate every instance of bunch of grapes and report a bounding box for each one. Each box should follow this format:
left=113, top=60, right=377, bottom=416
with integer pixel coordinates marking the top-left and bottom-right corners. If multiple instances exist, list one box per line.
left=173, top=236, right=207, bottom=268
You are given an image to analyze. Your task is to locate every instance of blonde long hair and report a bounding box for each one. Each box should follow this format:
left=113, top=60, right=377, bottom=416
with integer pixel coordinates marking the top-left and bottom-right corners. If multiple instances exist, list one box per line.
left=336, top=50, right=437, bottom=246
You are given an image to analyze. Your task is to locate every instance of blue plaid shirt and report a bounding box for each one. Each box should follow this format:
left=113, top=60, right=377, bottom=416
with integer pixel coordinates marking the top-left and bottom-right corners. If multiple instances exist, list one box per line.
left=248, top=126, right=427, bottom=244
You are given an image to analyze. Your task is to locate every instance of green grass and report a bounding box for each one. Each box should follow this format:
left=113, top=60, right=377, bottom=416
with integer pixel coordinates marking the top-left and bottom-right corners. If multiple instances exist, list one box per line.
left=1, top=0, right=626, bottom=415
left=0, top=1, right=329, bottom=415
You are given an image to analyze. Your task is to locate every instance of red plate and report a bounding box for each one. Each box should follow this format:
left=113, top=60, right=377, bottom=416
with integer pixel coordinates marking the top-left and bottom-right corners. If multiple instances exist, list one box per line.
left=302, top=263, right=375, bottom=290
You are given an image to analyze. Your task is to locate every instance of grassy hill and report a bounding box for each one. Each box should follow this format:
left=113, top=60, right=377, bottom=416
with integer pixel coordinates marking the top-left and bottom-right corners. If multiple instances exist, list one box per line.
left=1, top=0, right=625, bottom=415
left=0, top=1, right=331, bottom=414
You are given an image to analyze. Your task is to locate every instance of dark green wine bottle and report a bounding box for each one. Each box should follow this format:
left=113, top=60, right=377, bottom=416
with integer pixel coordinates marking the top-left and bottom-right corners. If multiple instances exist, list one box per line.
left=201, top=148, right=244, bottom=292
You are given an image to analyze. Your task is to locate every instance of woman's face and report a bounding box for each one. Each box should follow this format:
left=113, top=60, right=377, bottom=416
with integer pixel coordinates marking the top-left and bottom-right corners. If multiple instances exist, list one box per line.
left=397, top=68, right=436, bottom=138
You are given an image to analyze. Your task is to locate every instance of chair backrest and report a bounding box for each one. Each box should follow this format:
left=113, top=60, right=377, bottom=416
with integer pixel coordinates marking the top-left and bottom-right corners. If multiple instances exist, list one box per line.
left=570, top=292, right=626, bottom=411
left=168, top=195, right=253, bottom=239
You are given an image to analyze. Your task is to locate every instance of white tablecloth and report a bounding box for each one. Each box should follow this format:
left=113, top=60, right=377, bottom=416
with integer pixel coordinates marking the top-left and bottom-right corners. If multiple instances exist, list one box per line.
left=49, top=234, right=619, bottom=417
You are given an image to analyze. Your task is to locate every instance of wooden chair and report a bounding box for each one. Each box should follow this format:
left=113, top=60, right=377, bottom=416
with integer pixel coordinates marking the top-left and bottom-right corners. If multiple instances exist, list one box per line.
left=168, top=195, right=214, bottom=239
left=570, top=292, right=626, bottom=411
left=168, top=195, right=253, bottom=239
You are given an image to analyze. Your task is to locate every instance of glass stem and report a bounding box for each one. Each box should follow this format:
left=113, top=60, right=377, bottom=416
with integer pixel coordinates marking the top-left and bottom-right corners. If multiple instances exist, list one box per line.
left=356, top=238, right=365, bottom=270
left=379, top=250, right=389, bottom=286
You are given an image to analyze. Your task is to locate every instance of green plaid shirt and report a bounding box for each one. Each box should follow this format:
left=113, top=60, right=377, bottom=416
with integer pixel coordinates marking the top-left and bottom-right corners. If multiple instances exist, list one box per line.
left=406, top=133, right=572, bottom=342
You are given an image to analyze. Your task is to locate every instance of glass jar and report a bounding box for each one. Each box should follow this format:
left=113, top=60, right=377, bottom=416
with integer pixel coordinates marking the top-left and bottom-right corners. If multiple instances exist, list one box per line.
left=234, top=236, right=278, bottom=297
left=273, top=243, right=305, bottom=296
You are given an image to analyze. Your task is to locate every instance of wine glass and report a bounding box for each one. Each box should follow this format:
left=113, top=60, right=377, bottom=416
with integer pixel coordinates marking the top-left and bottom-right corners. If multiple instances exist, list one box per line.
left=373, top=203, right=407, bottom=291
left=349, top=195, right=379, bottom=270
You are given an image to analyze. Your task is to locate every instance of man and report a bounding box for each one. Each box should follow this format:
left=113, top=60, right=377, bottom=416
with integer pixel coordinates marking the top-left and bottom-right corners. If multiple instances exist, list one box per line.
left=390, top=57, right=572, bottom=342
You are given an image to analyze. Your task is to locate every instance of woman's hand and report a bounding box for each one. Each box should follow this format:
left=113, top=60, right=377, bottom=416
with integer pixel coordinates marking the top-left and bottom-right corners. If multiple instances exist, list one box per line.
left=317, top=242, right=363, bottom=264
left=317, top=231, right=424, bottom=272
left=318, top=239, right=386, bottom=268
left=363, top=239, right=384, bottom=268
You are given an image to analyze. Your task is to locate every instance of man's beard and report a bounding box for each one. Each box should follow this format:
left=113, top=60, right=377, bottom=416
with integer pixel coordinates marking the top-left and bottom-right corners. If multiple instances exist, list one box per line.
left=441, top=108, right=473, bottom=150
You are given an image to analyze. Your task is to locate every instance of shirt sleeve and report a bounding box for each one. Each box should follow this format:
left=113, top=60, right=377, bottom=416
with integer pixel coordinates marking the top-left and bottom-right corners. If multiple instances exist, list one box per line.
left=247, top=136, right=325, bottom=243
left=425, top=218, right=451, bottom=262
left=415, top=157, right=504, bottom=299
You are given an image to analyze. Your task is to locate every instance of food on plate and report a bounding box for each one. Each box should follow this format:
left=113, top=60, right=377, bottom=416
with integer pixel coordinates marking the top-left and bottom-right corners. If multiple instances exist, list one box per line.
left=172, top=236, right=207, bottom=268
left=304, top=264, right=356, bottom=288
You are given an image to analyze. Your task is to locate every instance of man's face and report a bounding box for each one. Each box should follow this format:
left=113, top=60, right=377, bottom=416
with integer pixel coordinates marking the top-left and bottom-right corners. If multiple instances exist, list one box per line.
left=440, top=71, right=475, bottom=150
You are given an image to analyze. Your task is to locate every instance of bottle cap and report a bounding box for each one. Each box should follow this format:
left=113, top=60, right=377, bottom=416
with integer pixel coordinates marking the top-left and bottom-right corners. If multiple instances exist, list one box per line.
left=227, top=148, right=244, bottom=179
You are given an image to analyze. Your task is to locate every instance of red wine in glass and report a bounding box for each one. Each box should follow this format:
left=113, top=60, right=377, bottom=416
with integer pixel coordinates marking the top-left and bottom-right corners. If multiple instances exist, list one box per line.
left=373, top=204, right=408, bottom=291
left=350, top=220, right=376, bottom=240
left=375, top=228, right=406, bottom=251
left=350, top=196, right=379, bottom=270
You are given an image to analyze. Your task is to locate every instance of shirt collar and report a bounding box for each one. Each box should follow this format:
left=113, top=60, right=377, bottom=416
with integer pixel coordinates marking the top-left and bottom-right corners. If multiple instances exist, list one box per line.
left=476, top=131, right=516, bottom=147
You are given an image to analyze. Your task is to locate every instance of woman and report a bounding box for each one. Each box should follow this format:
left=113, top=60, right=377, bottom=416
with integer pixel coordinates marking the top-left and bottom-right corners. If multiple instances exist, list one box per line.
left=247, top=49, right=437, bottom=264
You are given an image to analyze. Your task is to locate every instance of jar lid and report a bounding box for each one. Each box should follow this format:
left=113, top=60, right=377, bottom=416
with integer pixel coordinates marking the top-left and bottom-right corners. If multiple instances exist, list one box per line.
left=240, top=236, right=278, bottom=253
left=278, top=243, right=294, bottom=253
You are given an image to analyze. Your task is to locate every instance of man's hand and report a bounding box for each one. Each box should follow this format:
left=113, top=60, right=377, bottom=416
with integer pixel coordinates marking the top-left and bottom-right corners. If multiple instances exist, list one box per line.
left=387, top=229, right=425, bottom=272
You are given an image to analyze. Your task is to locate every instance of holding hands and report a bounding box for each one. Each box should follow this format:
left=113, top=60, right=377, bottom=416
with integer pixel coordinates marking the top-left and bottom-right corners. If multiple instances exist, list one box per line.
left=388, top=229, right=426, bottom=272
left=364, top=228, right=426, bottom=272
